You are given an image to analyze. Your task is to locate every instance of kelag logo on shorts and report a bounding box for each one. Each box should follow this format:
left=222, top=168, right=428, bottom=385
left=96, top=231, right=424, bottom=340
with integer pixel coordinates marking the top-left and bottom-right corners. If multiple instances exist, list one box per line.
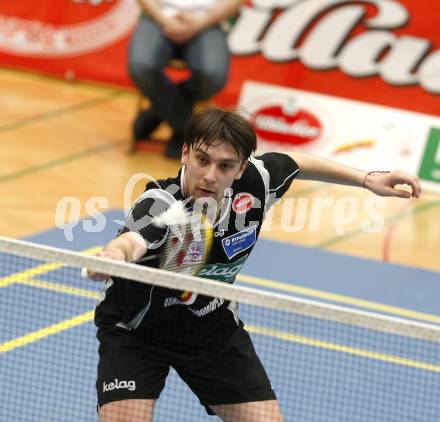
left=221, top=226, right=257, bottom=259
left=198, top=255, right=248, bottom=282
left=103, top=379, right=136, bottom=392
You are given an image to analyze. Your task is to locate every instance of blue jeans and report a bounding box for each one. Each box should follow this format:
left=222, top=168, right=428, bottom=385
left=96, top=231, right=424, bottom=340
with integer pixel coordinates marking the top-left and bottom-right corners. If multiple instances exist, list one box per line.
left=128, top=16, right=230, bottom=135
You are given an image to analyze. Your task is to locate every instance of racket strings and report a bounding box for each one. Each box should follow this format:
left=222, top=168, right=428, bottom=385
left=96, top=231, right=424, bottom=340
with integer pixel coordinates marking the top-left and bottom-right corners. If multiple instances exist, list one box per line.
left=161, top=219, right=212, bottom=274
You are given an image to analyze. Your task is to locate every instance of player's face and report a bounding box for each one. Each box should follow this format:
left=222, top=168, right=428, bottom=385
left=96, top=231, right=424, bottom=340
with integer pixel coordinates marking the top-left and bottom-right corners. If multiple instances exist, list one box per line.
left=181, top=141, right=248, bottom=203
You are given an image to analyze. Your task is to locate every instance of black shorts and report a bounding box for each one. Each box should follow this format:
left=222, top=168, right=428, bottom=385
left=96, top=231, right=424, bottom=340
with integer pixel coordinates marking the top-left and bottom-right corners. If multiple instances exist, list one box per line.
left=96, top=324, right=276, bottom=415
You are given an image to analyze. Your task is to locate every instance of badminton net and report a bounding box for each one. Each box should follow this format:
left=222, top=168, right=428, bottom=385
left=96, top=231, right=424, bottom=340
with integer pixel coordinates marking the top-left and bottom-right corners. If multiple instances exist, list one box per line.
left=0, top=236, right=439, bottom=422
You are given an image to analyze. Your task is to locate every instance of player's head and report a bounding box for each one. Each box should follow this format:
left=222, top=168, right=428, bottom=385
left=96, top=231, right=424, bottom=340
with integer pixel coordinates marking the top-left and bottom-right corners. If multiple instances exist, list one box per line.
left=183, top=107, right=256, bottom=162
left=181, top=107, right=257, bottom=203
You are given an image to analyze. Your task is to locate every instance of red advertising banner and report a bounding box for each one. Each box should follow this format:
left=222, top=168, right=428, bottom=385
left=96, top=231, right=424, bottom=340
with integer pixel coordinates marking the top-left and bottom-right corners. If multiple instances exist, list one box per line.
left=0, top=0, right=439, bottom=115
left=221, top=0, right=440, bottom=116
left=0, top=0, right=139, bottom=85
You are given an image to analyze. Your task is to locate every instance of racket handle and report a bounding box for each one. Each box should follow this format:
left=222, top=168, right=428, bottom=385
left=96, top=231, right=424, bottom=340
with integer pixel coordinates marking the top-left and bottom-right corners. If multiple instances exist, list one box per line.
left=136, top=253, right=159, bottom=264
left=80, top=254, right=158, bottom=280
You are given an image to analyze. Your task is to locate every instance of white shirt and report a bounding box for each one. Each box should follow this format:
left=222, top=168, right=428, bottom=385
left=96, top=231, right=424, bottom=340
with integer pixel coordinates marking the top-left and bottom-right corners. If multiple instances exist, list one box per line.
left=159, top=0, right=219, bottom=17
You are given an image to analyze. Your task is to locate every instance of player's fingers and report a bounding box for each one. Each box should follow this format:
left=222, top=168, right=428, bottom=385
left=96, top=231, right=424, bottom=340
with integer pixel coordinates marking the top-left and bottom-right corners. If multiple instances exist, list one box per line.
left=396, top=176, right=420, bottom=198
left=392, top=188, right=412, bottom=199
left=90, top=272, right=109, bottom=281
left=411, top=177, right=422, bottom=198
left=390, top=172, right=421, bottom=198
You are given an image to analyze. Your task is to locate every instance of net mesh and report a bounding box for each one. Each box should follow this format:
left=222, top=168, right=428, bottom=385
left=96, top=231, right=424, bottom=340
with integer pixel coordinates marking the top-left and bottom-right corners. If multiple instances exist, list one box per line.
left=1, top=236, right=439, bottom=422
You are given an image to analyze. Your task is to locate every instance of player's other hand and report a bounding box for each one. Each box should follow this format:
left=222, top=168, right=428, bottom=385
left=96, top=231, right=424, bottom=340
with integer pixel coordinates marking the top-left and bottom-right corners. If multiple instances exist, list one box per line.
left=86, top=249, right=125, bottom=281
left=365, top=170, right=421, bottom=198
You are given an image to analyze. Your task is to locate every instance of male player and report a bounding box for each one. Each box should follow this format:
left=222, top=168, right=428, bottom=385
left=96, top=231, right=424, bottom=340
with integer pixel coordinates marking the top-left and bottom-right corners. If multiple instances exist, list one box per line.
left=90, top=107, right=421, bottom=421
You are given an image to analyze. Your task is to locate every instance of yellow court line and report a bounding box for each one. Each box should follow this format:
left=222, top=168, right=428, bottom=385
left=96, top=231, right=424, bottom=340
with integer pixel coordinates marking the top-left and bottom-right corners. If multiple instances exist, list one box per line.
left=1, top=243, right=439, bottom=363
left=20, top=278, right=101, bottom=300
left=3, top=312, right=437, bottom=374
left=0, top=246, right=102, bottom=289
left=0, top=262, right=64, bottom=288
left=0, top=246, right=102, bottom=354
left=0, top=311, right=95, bottom=353
left=237, top=274, right=440, bottom=325
left=1, top=243, right=438, bottom=325
left=245, top=324, right=440, bottom=373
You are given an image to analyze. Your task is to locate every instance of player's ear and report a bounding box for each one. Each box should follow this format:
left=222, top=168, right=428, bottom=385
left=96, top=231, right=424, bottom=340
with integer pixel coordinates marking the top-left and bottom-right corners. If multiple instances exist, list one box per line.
left=235, top=159, right=249, bottom=180
left=181, top=143, right=188, bottom=165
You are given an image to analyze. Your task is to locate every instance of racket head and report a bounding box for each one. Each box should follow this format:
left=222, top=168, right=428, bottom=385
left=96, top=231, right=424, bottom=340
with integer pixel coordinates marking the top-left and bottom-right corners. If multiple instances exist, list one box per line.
left=159, top=212, right=213, bottom=276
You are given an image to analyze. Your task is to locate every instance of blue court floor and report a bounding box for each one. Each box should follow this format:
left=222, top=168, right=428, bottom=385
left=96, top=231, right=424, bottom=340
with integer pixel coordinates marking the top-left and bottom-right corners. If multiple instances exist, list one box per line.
left=1, top=210, right=439, bottom=421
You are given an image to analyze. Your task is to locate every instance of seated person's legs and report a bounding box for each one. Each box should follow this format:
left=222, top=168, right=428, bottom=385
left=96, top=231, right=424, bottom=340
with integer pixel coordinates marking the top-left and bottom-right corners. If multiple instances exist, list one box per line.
left=161, top=25, right=231, bottom=158
left=181, top=25, right=230, bottom=104
left=128, top=16, right=173, bottom=140
left=128, top=19, right=230, bottom=158
left=128, top=16, right=194, bottom=157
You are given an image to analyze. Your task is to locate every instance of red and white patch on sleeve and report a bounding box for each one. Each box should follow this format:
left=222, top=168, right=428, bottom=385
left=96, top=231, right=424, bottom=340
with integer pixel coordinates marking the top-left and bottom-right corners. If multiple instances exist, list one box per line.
left=232, top=193, right=255, bottom=214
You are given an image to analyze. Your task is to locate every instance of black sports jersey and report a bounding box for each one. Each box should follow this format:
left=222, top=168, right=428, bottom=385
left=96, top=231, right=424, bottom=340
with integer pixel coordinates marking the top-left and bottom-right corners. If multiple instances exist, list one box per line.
left=95, top=152, right=299, bottom=354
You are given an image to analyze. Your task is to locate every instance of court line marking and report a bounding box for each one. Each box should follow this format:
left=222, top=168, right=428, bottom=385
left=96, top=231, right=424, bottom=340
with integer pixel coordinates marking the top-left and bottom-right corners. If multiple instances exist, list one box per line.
left=0, top=141, right=125, bottom=183
left=18, top=271, right=440, bottom=326
left=0, top=246, right=101, bottom=288
left=2, top=244, right=437, bottom=325
left=0, top=67, right=135, bottom=95
left=9, top=267, right=439, bottom=325
left=0, top=91, right=123, bottom=133
left=0, top=262, right=64, bottom=288
left=22, top=273, right=440, bottom=326
left=318, top=200, right=440, bottom=248
left=246, top=324, right=440, bottom=373
left=0, top=246, right=102, bottom=354
left=382, top=198, right=427, bottom=263
left=237, top=274, right=440, bottom=325
left=18, top=278, right=101, bottom=300
left=1, top=308, right=438, bottom=375
left=0, top=311, right=95, bottom=354
left=1, top=245, right=437, bottom=364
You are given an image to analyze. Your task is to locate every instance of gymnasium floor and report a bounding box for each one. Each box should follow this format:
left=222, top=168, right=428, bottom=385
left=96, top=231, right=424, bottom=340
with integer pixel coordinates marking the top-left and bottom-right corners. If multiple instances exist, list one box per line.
left=1, top=68, right=439, bottom=421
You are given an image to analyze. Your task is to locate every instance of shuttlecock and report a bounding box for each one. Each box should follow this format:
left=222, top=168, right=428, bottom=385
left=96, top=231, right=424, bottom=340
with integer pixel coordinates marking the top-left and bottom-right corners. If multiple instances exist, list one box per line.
left=152, top=201, right=190, bottom=227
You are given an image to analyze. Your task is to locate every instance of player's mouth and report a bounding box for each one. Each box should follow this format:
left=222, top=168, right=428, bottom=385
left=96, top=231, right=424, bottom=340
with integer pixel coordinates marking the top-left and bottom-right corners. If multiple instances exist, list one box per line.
left=196, top=187, right=216, bottom=197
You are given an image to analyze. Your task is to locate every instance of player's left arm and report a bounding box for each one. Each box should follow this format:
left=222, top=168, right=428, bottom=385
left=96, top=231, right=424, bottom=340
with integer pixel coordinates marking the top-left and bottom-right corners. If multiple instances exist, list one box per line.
left=288, top=151, right=421, bottom=198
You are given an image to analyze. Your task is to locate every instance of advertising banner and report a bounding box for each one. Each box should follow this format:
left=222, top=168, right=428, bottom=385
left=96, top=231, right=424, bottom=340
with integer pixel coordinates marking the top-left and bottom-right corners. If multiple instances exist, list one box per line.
left=223, top=0, right=440, bottom=116
left=239, top=80, right=440, bottom=192
left=0, top=1, right=438, bottom=189
left=0, top=0, right=139, bottom=85
left=0, top=1, right=439, bottom=115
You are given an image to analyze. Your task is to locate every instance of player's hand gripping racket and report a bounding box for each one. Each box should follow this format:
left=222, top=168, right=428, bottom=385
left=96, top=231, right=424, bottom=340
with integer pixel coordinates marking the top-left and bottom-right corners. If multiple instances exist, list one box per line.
left=82, top=201, right=213, bottom=279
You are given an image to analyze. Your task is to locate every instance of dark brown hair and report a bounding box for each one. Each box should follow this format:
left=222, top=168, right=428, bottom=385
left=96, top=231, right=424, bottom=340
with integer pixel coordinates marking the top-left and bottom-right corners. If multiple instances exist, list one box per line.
left=184, top=107, right=257, bottom=161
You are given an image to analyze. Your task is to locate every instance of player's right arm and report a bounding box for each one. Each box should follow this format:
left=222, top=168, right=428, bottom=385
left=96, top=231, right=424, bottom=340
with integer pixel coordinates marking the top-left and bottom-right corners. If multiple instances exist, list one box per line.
left=87, top=231, right=147, bottom=281
left=87, top=182, right=172, bottom=281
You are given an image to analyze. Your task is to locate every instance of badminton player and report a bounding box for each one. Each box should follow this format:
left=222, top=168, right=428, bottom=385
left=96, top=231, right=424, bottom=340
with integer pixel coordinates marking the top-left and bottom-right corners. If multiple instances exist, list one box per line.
left=89, top=107, right=421, bottom=421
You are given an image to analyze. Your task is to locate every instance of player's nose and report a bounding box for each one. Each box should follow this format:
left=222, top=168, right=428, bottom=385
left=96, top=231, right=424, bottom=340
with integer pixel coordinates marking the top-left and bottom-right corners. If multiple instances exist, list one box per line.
left=203, top=164, right=217, bottom=184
